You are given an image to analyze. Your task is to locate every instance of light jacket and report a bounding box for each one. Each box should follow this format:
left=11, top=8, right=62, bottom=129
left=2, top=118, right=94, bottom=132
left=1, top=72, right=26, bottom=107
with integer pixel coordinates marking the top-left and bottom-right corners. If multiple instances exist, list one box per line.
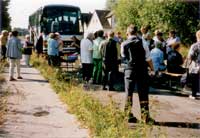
left=6, top=36, right=22, bottom=59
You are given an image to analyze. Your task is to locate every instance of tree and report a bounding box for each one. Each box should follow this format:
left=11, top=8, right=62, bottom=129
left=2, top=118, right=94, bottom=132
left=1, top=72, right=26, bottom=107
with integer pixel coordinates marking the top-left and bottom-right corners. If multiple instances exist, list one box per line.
left=105, top=0, right=118, bottom=10
left=114, top=0, right=200, bottom=44
left=2, top=0, right=11, bottom=30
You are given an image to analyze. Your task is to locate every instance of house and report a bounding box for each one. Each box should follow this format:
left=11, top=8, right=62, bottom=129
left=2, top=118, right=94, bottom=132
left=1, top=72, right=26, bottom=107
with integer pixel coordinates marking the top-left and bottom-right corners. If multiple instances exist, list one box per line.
left=84, top=10, right=115, bottom=37
left=81, top=13, right=92, bottom=34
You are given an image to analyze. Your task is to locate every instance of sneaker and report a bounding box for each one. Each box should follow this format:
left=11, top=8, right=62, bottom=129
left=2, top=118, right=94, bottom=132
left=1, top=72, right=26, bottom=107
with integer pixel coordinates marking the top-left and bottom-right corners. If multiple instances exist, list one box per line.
left=17, top=76, right=23, bottom=79
left=9, top=77, right=16, bottom=81
left=189, top=95, right=196, bottom=100
left=128, top=113, right=138, bottom=123
left=102, top=87, right=107, bottom=90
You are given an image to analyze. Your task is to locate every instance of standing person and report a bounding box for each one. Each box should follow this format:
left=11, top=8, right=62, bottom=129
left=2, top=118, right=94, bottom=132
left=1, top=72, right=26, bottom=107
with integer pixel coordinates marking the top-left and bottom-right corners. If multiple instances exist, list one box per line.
left=101, top=31, right=118, bottom=91
left=23, top=35, right=33, bottom=67
left=92, top=30, right=104, bottom=84
left=70, top=36, right=80, bottom=54
left=47, top=33, right=59, bottom=67
left=187, top=30, right=200, bottom=100
left=55, top=32, right=63, bottom=56
left=0, top=30, right=9, bottom=60
left=6, top=31, right=23, bottom=81
left=35, top=33, right=43, bottom=57
left=121, top=25, right=154, bottom=123
left=80, top=33, right=94, bottom=82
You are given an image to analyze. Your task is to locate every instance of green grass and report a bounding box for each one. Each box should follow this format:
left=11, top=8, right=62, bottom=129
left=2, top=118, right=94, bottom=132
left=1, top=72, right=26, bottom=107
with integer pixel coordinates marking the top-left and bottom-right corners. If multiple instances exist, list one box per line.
left=31, top=54, right=157, bottom=138
left=0, top=61, right=8, bottom=125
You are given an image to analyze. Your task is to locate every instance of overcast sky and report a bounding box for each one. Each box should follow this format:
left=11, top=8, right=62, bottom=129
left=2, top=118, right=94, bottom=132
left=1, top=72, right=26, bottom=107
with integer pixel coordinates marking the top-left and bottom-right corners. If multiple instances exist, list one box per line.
left=8, top=0, right=106, bottom=28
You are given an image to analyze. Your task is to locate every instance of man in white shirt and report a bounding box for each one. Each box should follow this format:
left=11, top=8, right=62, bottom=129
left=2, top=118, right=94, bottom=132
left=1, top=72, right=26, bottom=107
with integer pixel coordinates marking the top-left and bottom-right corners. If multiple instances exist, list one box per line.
left=80, top=33, right=94, bottom=82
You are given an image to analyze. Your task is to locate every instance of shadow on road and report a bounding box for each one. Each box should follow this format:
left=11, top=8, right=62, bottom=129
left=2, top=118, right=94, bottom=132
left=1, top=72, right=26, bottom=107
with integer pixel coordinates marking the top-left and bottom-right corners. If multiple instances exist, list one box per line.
left=154, top=121, right=200, bottom=129
left=19, top=78, right=49, bottom=83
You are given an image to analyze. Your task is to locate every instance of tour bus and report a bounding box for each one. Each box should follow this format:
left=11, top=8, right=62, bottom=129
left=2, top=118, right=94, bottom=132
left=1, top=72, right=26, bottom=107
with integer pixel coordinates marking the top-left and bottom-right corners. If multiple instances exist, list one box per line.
left=29, top=4, right=83, bottom=54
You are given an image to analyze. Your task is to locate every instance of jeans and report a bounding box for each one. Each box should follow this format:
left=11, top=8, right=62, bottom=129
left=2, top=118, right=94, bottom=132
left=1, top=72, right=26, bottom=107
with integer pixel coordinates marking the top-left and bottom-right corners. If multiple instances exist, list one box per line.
left=124, top=69, right=149, bottom=117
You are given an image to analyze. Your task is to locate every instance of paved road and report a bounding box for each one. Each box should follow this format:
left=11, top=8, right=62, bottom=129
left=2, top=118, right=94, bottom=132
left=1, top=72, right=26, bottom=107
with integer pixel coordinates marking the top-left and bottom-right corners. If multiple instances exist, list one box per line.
left=0, top=65, right=89, bottom=138
left=85, top=83, right=200, bottom=138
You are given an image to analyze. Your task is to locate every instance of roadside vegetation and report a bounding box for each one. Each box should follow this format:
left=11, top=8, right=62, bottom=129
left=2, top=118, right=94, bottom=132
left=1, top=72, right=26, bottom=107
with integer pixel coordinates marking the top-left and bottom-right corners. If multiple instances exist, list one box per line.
left=31, top=54, right=164, bottom=138
left=113, top=0, right=199, bottom=45
left=0, top=61, right=8, bottom=125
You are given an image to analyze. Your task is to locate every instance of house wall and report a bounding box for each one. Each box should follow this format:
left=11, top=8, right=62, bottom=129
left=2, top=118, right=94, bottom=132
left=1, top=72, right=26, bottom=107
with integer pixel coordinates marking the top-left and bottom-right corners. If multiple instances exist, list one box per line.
left=84, top=12, right=103, bottom=38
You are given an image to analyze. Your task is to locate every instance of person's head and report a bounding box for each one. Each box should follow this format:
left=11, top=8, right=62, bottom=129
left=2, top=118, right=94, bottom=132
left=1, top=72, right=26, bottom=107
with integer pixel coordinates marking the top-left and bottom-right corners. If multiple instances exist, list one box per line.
left=12, top=31, right=18, bottom=37
left=97, top=30, right=104, bottom=38
left=25, top=35, right=30, bottom=41
left=154, top=41, right=162, bottom=49
left=140, top=25, right=148, bottom=34
left=86, top=33, right=94, bottom=40
left=196, top=30, right=200, bottom=41
left=169, top=30, right=176, bottom=38
left=49, top=33, right=55, bottom=39
left=143, top=32, right=152, bottom=40
left=108, top=30, right=115, bottom=39
left=71, top=36, right=78, bottom=41
left=126, top=24, right=137, bottom=36
left=117, top=31, right=122, bottom=37
left=1, top=30, right=8, bottom=36
left=157, top=32, right=163, bottom=40
left=55, top=32, right=61, bottom=39
left=154, top=29, right=160, bottom=36
left=171, top=42, right=180, bottom=51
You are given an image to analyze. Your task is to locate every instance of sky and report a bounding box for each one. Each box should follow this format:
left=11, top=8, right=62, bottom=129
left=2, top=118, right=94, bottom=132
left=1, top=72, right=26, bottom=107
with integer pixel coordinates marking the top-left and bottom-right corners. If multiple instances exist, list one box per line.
left=8, top=0, right=106, bottom=29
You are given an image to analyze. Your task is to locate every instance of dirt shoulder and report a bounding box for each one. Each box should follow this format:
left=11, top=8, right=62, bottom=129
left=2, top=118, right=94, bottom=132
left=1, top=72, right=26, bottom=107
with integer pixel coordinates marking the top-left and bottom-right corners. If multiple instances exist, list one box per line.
left=0, top=66, right=89, bottom=138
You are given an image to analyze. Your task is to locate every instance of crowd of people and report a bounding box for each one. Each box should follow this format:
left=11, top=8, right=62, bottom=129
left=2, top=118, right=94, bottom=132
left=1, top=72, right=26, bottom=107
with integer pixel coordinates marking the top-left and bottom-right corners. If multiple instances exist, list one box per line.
left=0, top=24, right=199, bottom=123
left=79, top=25, right=200, bottom=123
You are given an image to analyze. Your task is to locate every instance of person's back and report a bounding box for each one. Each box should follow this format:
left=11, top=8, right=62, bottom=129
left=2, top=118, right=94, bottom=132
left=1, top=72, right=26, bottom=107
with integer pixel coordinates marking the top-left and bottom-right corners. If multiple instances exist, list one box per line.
left=102, top=38, right=118, bottom=66
left=47, top=38, right=59, bottom=56
left=93, top=37, right=104, bottom=59
left=6, top=36, right=22, bottom=59
left=150, top=42, right=166, bottom=72
left=122, top=36, right=146, bottom=74
left=167, top=44, right=184, bottom=73
left=80, top=37, right=93, bottom=64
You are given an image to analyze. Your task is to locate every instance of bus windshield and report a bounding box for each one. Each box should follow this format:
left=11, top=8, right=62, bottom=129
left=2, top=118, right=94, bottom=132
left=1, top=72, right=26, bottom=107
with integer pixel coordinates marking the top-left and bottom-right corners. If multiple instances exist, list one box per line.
left=41, top=7, right=81, bottom=35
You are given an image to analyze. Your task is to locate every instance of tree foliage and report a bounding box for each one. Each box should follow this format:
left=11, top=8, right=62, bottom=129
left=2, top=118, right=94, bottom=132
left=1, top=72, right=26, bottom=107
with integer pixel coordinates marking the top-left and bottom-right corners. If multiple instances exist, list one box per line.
left=2, top=0, right=11, bottom=30
left=114, top=0, right=200, bottom=44
left=105, top=0, right=118, bottom=10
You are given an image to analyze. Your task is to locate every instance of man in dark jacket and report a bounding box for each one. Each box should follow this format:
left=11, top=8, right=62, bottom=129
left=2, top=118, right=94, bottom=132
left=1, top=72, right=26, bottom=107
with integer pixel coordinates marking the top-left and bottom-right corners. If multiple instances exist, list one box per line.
left=121, top=24, right=154, bottom=123
left=101, top=31, right=118, bottom=91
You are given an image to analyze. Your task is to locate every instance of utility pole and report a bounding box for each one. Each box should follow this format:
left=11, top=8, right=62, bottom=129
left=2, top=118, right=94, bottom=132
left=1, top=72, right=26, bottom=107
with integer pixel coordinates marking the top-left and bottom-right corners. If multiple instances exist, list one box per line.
left=0, top=0, right=2, bottom=32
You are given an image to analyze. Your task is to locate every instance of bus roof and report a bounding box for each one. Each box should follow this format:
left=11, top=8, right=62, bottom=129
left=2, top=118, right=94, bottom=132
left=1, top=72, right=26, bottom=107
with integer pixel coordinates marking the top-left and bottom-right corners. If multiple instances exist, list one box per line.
left=43, top=4, right=80, bottom=10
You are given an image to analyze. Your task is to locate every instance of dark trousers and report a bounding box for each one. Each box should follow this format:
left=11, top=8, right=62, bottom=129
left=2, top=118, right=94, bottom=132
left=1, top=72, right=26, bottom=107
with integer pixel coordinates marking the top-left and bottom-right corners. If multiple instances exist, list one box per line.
left=82, top=63, right=93, bottom=82
left=1, top=46, right=7, bottom=60
left=48, top=55, right=59, bottom=67
left=102, top=64, right=118, bottom=89
left=190, top=73, right=200, bottom=97
left=124, top=69, right=149, bottom=117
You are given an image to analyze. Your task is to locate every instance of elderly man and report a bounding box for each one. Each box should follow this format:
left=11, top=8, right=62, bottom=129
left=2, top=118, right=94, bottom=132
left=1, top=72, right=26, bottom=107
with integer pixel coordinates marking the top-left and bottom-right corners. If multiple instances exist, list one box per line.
left=80, top=33, right=94, bottom=82
left=6, top=31, right=23, bottom=81
left=121, top=24, right=154, bottom=123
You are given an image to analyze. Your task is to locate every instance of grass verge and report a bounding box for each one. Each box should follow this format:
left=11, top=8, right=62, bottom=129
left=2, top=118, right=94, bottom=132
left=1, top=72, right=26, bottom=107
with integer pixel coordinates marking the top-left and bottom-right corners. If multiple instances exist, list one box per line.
left=0, top=61, right=8, bottom=125
left=31, top=54, right=156, bottom=138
